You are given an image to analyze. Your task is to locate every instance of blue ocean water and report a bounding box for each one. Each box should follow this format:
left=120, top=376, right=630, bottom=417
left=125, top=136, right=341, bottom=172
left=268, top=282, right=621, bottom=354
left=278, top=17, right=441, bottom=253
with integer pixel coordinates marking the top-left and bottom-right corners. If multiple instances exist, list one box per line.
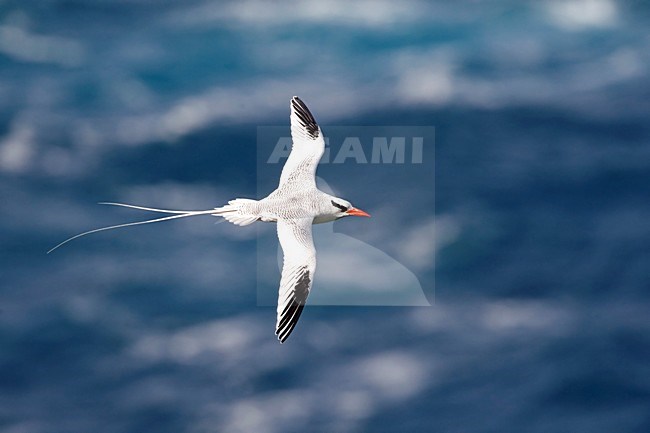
left=1, top=1, right=650, bottom=432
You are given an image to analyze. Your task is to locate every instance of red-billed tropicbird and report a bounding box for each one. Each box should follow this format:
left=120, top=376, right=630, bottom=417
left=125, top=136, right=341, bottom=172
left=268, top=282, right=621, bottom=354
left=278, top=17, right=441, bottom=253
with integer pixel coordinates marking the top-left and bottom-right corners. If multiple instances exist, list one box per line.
left=50, top=97, right=370, bottom=343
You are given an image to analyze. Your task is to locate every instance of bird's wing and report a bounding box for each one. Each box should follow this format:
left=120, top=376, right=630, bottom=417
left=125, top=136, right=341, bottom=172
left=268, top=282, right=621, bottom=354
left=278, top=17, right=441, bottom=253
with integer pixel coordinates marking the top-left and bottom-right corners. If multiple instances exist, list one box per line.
left=275, top=217, right=316, bottom=343
left=278, top=96, right=325, bottom=188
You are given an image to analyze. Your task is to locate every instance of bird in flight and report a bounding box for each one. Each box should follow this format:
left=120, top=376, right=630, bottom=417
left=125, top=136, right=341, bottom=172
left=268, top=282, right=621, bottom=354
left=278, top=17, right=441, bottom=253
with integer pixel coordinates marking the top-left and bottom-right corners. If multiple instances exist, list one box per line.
left=50, top=96, right=370, bottom=343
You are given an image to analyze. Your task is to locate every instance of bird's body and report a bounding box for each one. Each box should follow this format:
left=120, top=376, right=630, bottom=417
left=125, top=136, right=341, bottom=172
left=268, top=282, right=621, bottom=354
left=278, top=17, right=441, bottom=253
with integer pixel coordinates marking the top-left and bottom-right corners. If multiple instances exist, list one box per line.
left=50, top=97, right=369, bottom=343
left=210, top=97, right=369, bottom=341
left=218, top=189, right=342, bottom=224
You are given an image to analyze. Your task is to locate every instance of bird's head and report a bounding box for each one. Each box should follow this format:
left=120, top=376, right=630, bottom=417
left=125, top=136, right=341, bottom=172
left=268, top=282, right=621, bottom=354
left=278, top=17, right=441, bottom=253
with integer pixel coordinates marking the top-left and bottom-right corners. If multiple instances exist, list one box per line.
left=330, top=199, right=370, bottom=220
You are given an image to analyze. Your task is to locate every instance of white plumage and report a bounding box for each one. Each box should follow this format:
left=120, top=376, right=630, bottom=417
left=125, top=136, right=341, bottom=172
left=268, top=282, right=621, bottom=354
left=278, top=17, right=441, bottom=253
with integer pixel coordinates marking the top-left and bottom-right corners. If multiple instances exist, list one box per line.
left=50, top=96, right=370, bottom=343
left=213, top=97, right=369, bottom=342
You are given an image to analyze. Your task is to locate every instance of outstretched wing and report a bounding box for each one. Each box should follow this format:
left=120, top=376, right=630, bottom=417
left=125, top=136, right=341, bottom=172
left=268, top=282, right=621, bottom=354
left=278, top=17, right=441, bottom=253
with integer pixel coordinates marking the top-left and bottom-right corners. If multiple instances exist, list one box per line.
left=275, top=217, right=316, bottom=343
left=278, top=96, right=325, bottom=188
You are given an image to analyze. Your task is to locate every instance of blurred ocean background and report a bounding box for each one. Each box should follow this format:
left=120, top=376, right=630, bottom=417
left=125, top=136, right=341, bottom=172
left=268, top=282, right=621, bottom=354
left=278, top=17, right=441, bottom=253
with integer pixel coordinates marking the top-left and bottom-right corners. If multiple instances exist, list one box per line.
left=1, top=0, right=650, bottom=432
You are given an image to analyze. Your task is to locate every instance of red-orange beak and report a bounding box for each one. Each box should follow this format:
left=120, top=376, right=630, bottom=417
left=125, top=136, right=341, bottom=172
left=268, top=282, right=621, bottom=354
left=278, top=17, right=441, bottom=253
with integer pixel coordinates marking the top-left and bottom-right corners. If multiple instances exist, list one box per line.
left=345, top=207, right=370, bottom=217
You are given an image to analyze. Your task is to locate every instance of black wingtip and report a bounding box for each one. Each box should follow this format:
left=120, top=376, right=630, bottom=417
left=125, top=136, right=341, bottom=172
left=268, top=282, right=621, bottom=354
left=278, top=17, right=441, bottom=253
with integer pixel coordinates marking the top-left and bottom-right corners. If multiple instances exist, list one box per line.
left=291, top=96, right=319, bottom=138
left=275, top=301, right=306, bottom=344
left=275, top=268, right=311, bottom=344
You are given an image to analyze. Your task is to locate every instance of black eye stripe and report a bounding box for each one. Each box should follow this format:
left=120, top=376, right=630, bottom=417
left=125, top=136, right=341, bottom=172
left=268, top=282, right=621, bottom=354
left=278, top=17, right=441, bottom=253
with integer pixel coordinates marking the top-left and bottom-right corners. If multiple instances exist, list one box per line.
left=331, top=200, right=347, bottom=212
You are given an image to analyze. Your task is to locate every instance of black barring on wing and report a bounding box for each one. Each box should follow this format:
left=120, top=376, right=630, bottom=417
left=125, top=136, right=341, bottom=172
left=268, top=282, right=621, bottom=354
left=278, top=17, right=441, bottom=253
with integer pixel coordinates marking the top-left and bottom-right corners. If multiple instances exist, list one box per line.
left=292, top=96, right=319, bottom=139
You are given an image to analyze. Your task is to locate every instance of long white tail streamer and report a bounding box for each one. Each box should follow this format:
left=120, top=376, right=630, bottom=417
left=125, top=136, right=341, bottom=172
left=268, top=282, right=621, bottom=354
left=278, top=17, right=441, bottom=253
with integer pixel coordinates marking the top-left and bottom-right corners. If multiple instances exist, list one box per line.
left=47, top=202, right=225, bottom=254
left=98, top=202, right=215, bottom=215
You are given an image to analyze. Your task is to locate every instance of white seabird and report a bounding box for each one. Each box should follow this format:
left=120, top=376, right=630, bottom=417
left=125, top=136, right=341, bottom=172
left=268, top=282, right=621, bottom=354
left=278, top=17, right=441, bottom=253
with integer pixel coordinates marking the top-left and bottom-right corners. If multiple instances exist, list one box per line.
left=50, top=97, right=370, bottom=343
